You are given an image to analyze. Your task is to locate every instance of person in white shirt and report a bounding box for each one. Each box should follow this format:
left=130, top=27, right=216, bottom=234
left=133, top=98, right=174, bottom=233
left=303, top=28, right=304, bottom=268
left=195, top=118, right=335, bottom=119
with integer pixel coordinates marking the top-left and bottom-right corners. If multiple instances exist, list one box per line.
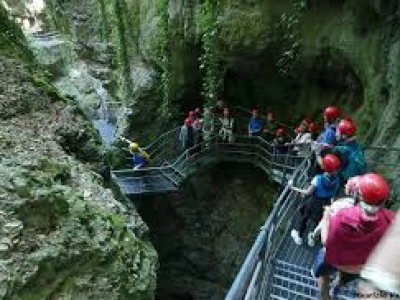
left=287, top=119, right=313, bottom=156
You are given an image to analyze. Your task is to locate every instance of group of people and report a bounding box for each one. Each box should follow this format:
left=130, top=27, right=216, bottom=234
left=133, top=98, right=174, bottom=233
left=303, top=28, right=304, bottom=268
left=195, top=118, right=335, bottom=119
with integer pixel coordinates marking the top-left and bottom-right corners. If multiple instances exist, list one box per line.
left=119, top=103, right=400, bottom=298
left=179, top=101, right=238, bottom=151
left=285, top=106, right=397, bottom=299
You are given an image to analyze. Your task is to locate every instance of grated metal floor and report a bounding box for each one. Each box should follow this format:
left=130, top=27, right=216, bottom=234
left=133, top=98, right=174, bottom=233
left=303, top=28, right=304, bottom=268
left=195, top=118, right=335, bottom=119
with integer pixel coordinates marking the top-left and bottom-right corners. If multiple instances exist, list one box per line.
left=265, top=213, right=360, bottom=300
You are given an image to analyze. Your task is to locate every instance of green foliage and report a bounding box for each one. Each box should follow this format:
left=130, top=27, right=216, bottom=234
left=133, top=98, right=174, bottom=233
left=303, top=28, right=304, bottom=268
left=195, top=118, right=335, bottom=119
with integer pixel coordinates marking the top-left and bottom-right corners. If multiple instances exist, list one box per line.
left=198, top=0, right=221, bottom=106
left=272, top=0, right=305, bottom=78
left=156, top=0, right=176, bottom=119
left=114, top=0, right=133, bottom=99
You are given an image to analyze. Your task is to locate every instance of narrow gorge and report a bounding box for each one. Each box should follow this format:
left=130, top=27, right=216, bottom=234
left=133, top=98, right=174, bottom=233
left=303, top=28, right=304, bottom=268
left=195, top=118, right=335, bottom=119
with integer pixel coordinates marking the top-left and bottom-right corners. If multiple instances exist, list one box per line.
left=1, top=0, right=400, bottom=299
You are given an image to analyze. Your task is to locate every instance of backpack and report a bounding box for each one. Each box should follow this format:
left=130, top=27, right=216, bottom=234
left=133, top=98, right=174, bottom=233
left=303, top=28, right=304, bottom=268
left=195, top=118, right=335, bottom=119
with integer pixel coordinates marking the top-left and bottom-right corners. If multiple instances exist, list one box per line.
left=337, top=144, right=367, bottom=180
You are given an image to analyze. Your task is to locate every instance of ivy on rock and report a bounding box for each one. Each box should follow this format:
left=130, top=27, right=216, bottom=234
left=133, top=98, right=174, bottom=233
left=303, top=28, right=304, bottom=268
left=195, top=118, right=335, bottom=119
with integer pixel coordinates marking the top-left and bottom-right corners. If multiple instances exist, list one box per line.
left=156, top=0, right=175, bottom=119
left=199, top=0, right=221, bottom=107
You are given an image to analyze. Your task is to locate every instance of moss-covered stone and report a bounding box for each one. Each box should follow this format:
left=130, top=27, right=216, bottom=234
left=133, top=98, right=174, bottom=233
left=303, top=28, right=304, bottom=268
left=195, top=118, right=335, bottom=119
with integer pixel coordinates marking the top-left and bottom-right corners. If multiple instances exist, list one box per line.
left=0, top=9, right=157, bottom=299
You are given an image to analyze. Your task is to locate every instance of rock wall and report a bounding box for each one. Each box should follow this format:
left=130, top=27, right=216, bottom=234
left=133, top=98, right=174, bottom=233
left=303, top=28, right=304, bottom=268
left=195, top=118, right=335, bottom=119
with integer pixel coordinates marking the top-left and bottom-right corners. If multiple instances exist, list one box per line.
left=0, top=6, right=157, bottom=299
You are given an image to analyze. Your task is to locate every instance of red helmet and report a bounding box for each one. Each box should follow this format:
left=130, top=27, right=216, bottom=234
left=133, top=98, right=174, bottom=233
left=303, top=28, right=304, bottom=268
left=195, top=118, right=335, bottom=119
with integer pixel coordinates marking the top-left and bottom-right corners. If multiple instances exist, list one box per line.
left=321, top=154, right=341, bottom=172
left=337, top=119, right=356, bottom=136
left=309, top=122, right=318, bottom=133
left=323, top=106, right=341, bottom=121
left=188, top=111, right=195, bottom=118
left=359, top=173, right=390, bottom=206
left=184, top=118, right=192, bottom=126
left=276, top=128, right=285, bottom=136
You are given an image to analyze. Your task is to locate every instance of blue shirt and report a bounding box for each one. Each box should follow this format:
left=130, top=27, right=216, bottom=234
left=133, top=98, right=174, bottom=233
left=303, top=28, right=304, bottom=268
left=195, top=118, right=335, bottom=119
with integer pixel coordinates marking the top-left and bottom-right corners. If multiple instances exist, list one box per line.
left=313, top=174, right=340, bottom=199
left=132, top=153, right=147, bottom=168
left=317, top=124, right=336, bottom=146
left=249, top=117, right=264, bottom=133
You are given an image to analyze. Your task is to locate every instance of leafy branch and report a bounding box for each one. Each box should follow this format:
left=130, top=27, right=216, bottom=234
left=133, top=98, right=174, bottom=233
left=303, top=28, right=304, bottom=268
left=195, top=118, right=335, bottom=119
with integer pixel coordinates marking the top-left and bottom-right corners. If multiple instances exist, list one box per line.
left=273, top=0, right=305, bottom=78
left=198, top=0, right=221, bottom=106
left=156, top=0, right=175, bottom=119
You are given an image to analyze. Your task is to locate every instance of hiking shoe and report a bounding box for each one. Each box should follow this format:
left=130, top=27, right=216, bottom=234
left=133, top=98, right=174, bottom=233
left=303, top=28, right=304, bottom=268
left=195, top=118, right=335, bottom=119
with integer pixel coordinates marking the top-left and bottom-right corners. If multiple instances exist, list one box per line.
left=291, top=229, right=302, bottom=245
left=308, top=232, right=316, bottom=247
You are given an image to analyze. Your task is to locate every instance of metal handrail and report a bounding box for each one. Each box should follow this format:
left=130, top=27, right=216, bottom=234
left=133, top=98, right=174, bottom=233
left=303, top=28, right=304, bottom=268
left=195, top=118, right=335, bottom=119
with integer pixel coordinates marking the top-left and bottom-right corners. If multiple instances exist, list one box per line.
left=225, top=153, right=312, bottom=299
left=227, top=144, right=400, bottom=299
left=112, top=133, right=302, bottom=196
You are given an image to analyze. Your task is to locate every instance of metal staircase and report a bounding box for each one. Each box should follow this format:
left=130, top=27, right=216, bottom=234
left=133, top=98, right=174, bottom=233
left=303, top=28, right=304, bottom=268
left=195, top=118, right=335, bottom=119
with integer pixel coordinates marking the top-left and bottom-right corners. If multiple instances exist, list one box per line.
left=227, top=146, right=400, bottom=300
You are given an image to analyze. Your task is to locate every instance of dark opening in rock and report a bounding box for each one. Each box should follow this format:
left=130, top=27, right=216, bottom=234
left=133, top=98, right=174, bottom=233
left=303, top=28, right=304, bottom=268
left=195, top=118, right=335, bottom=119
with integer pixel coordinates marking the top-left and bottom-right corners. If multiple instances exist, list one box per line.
left=132, top=162, right=277, bottom=300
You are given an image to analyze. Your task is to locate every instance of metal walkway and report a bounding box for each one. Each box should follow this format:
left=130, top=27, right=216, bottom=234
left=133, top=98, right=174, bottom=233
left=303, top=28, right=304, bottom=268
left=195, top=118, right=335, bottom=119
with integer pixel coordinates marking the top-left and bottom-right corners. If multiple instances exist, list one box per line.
left=111, top=132, right=304, bottom=195
left=227, top=146, right=400, bottom=300
left=109, top=117, right=400, bottom=300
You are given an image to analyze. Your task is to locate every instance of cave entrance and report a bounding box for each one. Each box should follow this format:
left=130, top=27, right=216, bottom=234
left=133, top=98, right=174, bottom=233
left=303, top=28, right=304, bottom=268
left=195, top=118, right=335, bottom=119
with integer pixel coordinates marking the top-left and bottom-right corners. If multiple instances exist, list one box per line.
left=294, top=47, right=364, bottom=118
left=132, top=162, right=278, bottom=300
left=221, top=46, right=364, bottom=123
left=222, top=50, right=299, bottom=115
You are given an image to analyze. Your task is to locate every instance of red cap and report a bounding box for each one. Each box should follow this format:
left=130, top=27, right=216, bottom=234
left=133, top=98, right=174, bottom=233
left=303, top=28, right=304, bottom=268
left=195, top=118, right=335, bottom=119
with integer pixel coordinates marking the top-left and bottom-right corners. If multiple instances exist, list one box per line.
left=337, top=119, right=356, bottom=136
left=323, top=106, right=341, bottom=121
left=309, top=122, right=318, bottom=133
left=321, top=154, right=341, bottom=172
left=276, top=128, right=285, bottom=136
left=184, top=118, right=192, bottom=126
left=359, top=173, right=390, bottom=206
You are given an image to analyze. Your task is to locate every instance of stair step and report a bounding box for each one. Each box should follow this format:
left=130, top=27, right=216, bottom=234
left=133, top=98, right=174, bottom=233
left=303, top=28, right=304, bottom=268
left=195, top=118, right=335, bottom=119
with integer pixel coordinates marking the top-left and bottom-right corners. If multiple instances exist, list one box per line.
left=271, top=283, right=316, bottom=300
left=271, top=259, right=359, bottom=300
left=275, top=259, right=313, bottom=274
left=274, top=266, right=315, bottom=285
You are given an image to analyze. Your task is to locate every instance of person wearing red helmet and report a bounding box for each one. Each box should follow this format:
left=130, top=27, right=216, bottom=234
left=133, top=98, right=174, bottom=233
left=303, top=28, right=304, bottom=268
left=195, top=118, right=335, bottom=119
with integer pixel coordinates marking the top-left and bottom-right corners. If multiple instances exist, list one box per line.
left=307, top=175, right=360, bottom=247
left=333, top=118, right=367, bottom=186
left=313, top=173, right=395, bottom=300
left=315, top=106, right=341, bottom=148
left=288, top=154, right=341, bottom=246
left=179, top=117, right=194, bottom=152
left=188, top=110, right=195, bottom=123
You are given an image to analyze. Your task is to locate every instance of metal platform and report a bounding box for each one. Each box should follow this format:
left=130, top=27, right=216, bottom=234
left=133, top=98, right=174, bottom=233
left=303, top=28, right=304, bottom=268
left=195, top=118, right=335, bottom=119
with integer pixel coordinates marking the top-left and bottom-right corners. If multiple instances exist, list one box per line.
left=111, top=135, right=305, bottom=195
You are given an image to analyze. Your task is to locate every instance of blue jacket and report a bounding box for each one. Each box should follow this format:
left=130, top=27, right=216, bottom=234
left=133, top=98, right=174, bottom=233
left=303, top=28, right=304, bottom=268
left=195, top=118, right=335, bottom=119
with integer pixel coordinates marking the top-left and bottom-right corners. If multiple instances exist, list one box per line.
left=132, top=153, right=147, bottom=169
left=317, top=124, right=336, bottom=147
left=314, top=174, right=340, bottom=199
left=249, top=117, right=264, bottom=133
